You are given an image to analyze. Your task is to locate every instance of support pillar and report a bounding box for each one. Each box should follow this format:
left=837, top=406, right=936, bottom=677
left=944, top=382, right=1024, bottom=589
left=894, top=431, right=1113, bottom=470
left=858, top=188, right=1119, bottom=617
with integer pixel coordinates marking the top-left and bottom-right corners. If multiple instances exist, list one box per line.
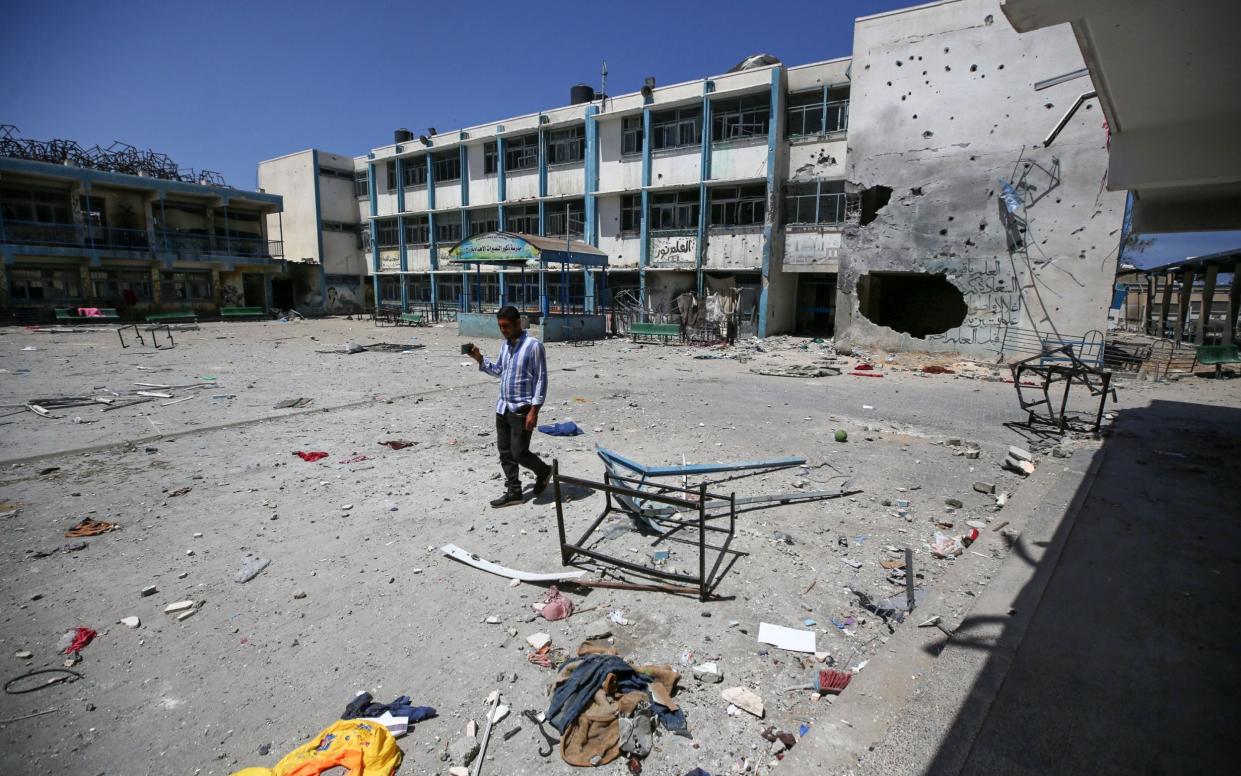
left=1158, top=271, right=1173, bottom=339
left=1195, top=265, right=1218, bottom=345
left=264, top=273, right=273, bottom=313
left=1175, top=269, right=1194, bottom=345
left=1145, top=274, right=1156, bottom=335
left=1225, top=271, right=1240, bottom=346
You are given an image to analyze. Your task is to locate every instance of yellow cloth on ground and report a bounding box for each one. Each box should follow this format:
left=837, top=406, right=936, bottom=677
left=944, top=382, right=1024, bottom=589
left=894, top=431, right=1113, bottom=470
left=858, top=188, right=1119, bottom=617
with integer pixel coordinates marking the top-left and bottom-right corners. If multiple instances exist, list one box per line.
left=230, top=719, right=402, bottom=776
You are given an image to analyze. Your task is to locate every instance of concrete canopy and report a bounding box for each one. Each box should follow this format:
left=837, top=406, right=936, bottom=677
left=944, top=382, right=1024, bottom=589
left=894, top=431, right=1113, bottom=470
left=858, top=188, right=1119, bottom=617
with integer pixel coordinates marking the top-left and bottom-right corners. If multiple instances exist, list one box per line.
left=1002, top=0, right=1241, bottom=232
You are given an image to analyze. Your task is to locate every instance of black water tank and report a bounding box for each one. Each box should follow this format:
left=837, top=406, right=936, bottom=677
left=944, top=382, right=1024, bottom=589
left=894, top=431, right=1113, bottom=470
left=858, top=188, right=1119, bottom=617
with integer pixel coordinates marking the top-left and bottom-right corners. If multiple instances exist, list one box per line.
left=570, top=84, right=595, bottom=105
left=394, top=128, right=414, bottom=144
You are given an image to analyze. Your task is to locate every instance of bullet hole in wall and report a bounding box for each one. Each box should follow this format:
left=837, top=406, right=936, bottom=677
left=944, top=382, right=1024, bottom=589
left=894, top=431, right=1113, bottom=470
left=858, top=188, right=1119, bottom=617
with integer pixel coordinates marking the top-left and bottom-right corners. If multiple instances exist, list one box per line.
left=998, top=64, right=1005, bottom=69
left=922, top=130, right=934, bottom=138
left=856, top=272, right=968, bottom=338
left=970, top=64, right=978, bottom=72
left=969, top=155, right=976, bottom=161
left=945, top=65, right=952, bottom=71
left=947, top=215, right=955, bottom=221
left=910, top=187, right=923, bottom=196
left=939, top=228, right=948, bottom=235
left=858, top=185, right=893, bottom=226
left=979, top=221, right=988, bottom=231
left=985, top=14, right=994, bottom=24
left=896, top=60, right=903, bottom=66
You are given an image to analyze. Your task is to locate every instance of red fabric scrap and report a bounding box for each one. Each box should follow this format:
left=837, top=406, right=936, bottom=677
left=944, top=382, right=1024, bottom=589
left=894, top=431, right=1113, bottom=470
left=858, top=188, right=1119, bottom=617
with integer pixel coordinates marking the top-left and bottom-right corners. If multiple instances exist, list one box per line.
left=64, top=627, right=97, bottom=655
left=293, top=451, right=329, bottom=462
left=853, top=363, right=875, bottom=371
left=922, top=365, right=955, bottom=374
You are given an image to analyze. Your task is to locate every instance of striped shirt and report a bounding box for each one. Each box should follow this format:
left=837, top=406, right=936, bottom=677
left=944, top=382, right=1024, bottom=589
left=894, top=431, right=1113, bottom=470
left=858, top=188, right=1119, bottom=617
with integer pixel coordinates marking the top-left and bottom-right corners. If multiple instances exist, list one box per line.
left=480, top=332, right=548, bottom=414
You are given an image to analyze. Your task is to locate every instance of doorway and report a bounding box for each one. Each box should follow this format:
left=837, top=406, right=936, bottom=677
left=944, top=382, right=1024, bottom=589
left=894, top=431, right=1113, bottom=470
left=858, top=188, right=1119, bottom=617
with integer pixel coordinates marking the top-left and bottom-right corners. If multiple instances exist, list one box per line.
left=241, top=273, right=266, bottom=308
left=271, top=278, right=295, bottom=309
left=795, top=273, right=836, bottom=336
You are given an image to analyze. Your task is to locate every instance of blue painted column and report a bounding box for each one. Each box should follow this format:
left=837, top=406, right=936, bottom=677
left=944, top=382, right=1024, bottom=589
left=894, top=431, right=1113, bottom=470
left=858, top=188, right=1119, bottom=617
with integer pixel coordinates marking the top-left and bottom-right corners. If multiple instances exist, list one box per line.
left=496, top=134, right=507, bottom=228
left=311, top=151, right=327, bottom=310
left=395, top=157, right=409, bottom=311
left=367, top=161, right=380, bottom=310
left=537, top=127, right=548, bottom=317
left=583, top=105, right=600, bottom=313
left=758, top=66, right=783, bottom=338
left=697, top=82, right=714, bottom=296
left=822, top=84, right=831, bottom=134
left=460, top=144, right=470, bottom=207
left=639, top=107, right=652, bottom=315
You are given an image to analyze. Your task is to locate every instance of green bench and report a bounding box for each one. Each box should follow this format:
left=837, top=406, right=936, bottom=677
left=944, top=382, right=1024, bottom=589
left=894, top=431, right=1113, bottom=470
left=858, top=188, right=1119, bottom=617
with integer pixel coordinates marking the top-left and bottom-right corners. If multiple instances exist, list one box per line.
left=55, top=307, right=120, bottom=323
left=630, top=322, right=683, bottom=345
left=220, top=306, right=266, bottom=319
left=146, top=309, right=198, bottom=324
left=1195, top=344, right=1241, bottom=377
left=397, top=312, right=426, bottom=326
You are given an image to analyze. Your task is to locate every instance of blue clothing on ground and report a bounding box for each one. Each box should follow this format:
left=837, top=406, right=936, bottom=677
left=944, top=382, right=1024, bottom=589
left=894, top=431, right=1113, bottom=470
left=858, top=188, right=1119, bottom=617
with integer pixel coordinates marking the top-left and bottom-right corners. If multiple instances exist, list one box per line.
left=538, top=421, right=583, bottom=436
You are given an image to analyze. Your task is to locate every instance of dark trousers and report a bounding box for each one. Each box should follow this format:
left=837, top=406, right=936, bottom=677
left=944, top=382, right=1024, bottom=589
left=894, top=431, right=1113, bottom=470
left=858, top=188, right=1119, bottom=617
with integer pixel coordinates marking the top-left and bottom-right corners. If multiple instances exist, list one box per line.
left=496, top=409, right=550, bottom=492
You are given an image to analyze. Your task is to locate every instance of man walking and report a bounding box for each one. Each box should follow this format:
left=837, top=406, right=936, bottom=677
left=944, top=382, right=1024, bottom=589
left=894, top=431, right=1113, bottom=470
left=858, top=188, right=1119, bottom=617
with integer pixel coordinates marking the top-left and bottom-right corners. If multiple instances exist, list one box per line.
left=467, top=305, right=552, bottom=507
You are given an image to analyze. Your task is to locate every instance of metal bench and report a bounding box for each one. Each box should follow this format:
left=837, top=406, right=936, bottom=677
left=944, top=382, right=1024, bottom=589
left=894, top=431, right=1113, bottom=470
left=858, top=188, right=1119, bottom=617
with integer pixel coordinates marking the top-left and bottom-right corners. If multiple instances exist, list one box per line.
left=1195, top=344, right=1241, bottom=377
left=55, top=307, right=120, bottom=323
left=630, top=321, right=682, bottom=344
left=146, top=309, right=198, bottom=324
left=397, top=312, right=426, bottom=326
left=220, top=306, right=266, bottom=319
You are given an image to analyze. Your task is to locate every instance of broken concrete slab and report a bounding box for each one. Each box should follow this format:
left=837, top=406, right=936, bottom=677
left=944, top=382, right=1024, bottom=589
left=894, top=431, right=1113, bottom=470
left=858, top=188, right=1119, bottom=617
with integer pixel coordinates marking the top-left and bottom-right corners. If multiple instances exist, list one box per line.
left=721, top=687, right=764, bottom=718
left=1008, top=446, right=1034, bottom=462
left=973, top=481, right=996, bottom=494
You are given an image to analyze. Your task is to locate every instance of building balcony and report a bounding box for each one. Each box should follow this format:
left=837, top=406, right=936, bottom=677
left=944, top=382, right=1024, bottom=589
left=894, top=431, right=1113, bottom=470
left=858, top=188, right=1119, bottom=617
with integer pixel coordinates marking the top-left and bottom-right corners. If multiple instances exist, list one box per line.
left=1, top=220, right=283, bottom=260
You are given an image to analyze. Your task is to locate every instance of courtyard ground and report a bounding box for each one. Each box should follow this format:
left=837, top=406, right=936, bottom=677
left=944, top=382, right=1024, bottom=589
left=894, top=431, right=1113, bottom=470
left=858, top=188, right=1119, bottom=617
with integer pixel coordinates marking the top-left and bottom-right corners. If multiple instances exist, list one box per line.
left=0, top=319, right=1236, bottom=775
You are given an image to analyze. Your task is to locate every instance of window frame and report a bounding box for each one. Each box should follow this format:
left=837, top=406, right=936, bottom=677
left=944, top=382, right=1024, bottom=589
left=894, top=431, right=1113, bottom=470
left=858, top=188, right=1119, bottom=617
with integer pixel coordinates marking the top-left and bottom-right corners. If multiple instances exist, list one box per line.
left=435, top=213, right=463, bottom=243
left=650, top=107, right=701, bottom=151
left=711, top=94, right=771, bottom=143
left=469, top=207, right=500, bottom=236
left=402, top=215, right=429, bottom=246
left=621, top=116, right=644, bottom=156
left=504, top=134, right=539, bottom=172
left=620, top=194, right=642, bottom=233
left=504, top=203, right=540, bottom=235
left=709, top=184, right=767, bottom=227
left=546, top=125, right=585, bottom=166
left=649, top=189, right=700, bottom=231
left=545, top=199, right=585, bottom=237
left=354, top=170, right=370, bottom=198
left=432, top=150, right=461, bottom=183
left=484, top=142, right=498, bottom=175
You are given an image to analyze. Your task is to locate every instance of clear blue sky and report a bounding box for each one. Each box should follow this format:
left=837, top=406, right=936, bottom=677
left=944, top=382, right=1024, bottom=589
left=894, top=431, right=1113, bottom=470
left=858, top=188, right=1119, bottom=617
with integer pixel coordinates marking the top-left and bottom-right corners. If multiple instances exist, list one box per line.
left=0, top=0, right=911, bottom=190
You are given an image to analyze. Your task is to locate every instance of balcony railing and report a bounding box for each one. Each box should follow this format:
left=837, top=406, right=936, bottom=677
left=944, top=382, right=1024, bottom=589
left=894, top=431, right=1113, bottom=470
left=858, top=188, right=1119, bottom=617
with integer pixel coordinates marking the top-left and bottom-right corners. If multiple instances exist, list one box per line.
left=0, top=219, right=281, bottom=258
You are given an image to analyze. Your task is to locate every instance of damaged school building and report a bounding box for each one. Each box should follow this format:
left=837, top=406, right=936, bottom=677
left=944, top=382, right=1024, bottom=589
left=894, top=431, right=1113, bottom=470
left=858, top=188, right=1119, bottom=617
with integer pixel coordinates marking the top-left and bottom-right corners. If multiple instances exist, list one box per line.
left=258, top=0, right=1125, bottom=353
left=0, top=128, right=289, bottom=321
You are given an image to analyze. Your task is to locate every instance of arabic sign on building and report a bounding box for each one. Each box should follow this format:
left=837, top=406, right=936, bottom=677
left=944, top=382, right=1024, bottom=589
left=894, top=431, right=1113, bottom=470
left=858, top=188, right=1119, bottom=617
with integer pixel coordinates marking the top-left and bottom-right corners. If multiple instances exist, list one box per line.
left=650, top=235, right=696, bottom=267
left=379, top=253, right=401, bottom=272
left=783, top=231, right=842, bottom=266
left=450, top=234, right=539, bottom=262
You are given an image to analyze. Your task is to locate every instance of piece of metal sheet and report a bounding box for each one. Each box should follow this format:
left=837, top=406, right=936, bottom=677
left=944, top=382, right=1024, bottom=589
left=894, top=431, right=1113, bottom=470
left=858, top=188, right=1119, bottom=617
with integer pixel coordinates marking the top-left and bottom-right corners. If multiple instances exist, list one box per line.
left=440, top=543, right=587, bottom=582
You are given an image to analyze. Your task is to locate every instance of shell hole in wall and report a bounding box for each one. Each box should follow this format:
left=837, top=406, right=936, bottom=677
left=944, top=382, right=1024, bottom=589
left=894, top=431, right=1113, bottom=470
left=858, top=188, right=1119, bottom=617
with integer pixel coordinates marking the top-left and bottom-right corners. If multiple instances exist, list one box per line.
left=856, top=272, right=967, bottom=338
left=858, top=185, right=893, bottom=226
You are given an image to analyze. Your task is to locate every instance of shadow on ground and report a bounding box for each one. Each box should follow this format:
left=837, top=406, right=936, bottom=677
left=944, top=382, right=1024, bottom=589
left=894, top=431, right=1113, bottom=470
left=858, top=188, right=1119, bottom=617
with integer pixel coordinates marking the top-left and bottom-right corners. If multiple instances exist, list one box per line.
left=922, top=399, right=1241, bottom=774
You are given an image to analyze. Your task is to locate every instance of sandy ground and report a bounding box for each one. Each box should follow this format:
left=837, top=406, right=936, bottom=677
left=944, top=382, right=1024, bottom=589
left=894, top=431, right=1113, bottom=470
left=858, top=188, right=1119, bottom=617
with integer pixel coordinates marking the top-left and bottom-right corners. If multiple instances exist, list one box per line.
left=0, top=318, right=1221, bottom=776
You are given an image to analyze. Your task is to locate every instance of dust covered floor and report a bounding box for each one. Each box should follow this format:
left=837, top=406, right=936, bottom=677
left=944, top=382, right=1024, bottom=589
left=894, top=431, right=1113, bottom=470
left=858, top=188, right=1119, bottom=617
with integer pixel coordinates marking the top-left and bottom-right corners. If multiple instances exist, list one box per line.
left=0, top=319, right=1185, bottom=775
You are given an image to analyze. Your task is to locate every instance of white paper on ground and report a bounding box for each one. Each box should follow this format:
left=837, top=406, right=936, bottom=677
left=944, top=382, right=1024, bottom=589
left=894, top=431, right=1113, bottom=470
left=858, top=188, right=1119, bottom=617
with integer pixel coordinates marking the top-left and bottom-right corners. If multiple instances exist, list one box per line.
left=758, top=622, right=817, bottom=653
left=440, top=544, right=587, bottom=582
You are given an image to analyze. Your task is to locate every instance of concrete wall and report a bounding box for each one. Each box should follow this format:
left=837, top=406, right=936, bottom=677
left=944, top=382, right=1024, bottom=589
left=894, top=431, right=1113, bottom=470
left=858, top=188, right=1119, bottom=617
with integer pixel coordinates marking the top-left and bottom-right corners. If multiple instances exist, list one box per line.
left=836, top=0, right=1126, bottom=357
left=258, top=150, right=318, bottom=262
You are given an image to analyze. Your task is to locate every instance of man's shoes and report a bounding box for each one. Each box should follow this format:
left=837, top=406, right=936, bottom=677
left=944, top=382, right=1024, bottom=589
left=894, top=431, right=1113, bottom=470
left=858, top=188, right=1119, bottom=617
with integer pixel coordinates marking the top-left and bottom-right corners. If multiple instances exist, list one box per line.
left=490, top=490, right=524, bottom=508
left=532, top=469, right=552, bottom=496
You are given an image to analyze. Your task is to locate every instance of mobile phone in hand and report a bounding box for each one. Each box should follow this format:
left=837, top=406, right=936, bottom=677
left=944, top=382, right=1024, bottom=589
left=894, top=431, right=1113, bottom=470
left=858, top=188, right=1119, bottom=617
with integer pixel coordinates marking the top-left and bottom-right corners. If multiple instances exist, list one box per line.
left=461, top=343, right=474, bottom=355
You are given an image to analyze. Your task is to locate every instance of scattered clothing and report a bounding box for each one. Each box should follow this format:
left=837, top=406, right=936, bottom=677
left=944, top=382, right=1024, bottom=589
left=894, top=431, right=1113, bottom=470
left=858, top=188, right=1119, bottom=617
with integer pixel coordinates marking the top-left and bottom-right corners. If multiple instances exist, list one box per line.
left=922, top=365, right=956, bottom=374
left=293, top=451, right=330, bottom=462
left=341, top=692, right=436, bottom=725
left=65, top=517, right=118, bottom=537
left=230, top=719, right=401, bottom=776
left=61, top=627, right=97, bottom=655
left=78, top=307, right=103, bottom=318
left=547, top=645, right=685, bottom=766
left=538, top=421, right=583, bottom=436
left=533, top=585, right=574, bottom=621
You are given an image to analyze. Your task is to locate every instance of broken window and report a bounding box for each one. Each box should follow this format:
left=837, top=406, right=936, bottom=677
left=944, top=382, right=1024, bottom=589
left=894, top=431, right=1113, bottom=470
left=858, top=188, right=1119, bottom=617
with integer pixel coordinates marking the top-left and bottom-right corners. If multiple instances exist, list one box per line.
left=546, top=125, right=585, bottom=165
left=712, top=93, right=770, bottom=141
left=375, top=219, right=400, bottom=248
left=504, top=134, right=539, bottom=172
left=389, top=157, right=427, bottom=188
left=545, top=199, right=585, bottom=237
left=432, top=150, right=461, bottom=183
left=786, top=87, right=850, bottom=137
left=782, top=180, right=846, bottom=225
left=160, top=271, right=212, bottom=302
left=709, top=184, right=766, bottom=226
left=484, top=142, right=498, bottom=174
left=469, top=207, right=499, bottom=236
left=622, top=116, right=644, bottom=156
left=402, top=215, right=428, bottom=246
left=649, top=189, right=699, bottom=230
left=8, top=267, right=80, bottom=301
left=505, top=203, right=540, bottom=234
left=651, top=107, right=701, bottom=151
left=856, top=272, right=967, bottom=338
left=385, top=161, right=397, bottom=193
left=621, top=194, right=642, bottom=233
left=354, top=169, right=369, bottom=198
left=435, top=213, right=462, bottom=243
